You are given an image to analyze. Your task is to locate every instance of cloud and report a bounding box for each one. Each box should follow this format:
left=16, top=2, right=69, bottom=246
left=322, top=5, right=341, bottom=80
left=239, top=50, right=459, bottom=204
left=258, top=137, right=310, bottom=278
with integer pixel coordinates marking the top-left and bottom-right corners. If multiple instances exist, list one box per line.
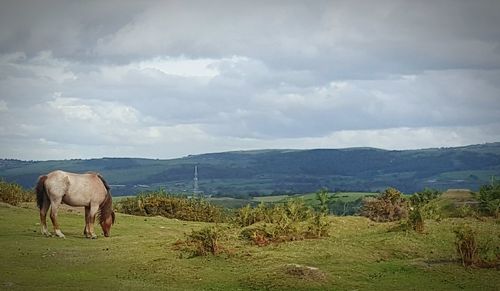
left=0, top=1, right=499, bottom=160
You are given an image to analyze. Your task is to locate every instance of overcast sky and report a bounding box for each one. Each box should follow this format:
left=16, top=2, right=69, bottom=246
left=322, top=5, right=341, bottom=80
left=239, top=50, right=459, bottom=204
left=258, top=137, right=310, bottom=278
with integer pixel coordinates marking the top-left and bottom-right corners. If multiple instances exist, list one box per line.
left=1, top=0, right=500, bottom=160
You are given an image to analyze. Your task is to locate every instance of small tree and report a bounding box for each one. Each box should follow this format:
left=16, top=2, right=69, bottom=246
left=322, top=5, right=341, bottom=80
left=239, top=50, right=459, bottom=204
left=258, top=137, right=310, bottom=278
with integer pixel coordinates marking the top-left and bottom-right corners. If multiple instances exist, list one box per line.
left=316, top=188, right=329, bottom=215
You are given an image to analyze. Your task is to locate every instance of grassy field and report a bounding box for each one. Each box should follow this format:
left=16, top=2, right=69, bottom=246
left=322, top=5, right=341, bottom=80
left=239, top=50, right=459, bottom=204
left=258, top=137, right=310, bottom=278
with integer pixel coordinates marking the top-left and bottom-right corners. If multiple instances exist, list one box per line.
left=252, top=195, right=290, bottom=203
left=207, top=192, right=375, bottom=209
left=1, top=202, right=499, bottom=290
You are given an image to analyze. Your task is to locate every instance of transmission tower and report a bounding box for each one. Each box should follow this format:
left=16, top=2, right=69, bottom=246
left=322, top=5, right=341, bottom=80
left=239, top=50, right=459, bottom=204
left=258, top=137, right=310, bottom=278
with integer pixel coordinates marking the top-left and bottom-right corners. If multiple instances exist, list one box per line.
left=193, top=165, right=202, bottom=197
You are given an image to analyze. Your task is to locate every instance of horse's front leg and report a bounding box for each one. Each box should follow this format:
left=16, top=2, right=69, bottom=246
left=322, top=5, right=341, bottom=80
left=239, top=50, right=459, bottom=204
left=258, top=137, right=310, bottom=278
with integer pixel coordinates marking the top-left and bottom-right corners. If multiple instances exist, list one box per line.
left=49, top=201, right=65, bottom=238
left=83, top=206, right=91, bottom=238
left=88, top=205, right=99, bottom=239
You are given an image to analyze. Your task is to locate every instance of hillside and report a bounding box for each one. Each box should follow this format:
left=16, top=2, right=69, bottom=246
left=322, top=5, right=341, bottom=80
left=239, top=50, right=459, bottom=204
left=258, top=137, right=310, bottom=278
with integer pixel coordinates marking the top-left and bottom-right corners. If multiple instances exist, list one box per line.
left=1, top=203, right=499, bottom=290
left=1, top=143, right=500, bottom=196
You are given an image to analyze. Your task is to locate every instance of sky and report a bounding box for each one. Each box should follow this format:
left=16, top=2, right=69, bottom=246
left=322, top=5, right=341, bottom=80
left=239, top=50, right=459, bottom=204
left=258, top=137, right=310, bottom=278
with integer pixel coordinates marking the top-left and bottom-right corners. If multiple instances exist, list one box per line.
left=1, top=0, right=500, bottom=160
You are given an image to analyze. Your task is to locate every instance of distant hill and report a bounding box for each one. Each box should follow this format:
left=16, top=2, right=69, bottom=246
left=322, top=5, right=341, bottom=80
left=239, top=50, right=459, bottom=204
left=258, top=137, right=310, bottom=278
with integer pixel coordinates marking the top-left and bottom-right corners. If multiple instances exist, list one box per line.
left=1, top=143, right=500, bottom=196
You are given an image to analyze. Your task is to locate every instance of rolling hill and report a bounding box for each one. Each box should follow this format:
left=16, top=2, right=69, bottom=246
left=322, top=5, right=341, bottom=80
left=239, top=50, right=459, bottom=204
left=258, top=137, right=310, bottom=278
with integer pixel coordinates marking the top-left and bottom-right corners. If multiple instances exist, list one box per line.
left=1, top=143, right=500, bottom=196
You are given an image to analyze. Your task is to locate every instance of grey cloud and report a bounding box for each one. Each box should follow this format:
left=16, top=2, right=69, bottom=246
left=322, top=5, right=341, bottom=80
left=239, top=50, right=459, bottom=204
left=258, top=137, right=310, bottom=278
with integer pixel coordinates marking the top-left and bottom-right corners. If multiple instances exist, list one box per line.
left=1, top=1, right=500, bottom=160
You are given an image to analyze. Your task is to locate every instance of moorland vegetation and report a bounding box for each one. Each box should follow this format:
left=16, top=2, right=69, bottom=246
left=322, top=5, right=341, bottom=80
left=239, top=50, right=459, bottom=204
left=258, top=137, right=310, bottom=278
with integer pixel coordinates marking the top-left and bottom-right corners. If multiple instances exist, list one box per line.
left=1, top=179, right=499, bottom=290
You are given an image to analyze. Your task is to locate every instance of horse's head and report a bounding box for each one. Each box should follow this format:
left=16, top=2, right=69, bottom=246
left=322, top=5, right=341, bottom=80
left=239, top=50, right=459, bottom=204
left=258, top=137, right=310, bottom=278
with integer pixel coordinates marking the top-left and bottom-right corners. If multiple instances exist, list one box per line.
left=100, top=210, right=115, bottom=237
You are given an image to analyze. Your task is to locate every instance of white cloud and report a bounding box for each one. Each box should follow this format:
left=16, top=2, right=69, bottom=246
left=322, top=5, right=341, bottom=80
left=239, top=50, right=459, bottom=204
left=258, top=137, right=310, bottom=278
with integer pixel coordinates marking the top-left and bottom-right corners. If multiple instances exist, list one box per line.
left=0, top=1, right=499, bottom=160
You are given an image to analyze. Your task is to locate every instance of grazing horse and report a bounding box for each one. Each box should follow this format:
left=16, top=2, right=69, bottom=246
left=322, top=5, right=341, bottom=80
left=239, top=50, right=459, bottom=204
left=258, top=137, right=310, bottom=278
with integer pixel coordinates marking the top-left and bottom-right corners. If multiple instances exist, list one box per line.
left=35, top=170, right=115, bottom=238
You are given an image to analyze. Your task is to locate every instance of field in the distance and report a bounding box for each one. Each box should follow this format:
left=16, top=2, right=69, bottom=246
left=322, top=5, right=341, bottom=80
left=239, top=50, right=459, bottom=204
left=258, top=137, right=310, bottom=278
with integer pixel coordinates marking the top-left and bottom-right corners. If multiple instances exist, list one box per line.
left=1, top=202, right=499, bottom=290
left=207, top=192, right=375, bottom=209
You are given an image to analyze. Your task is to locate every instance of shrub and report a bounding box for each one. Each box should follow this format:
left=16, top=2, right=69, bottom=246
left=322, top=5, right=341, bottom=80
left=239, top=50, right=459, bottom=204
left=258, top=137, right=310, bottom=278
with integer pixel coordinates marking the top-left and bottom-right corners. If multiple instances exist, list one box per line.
left=234, top=198, right=311, bottom=228
left=406, top=207, right=424, bottom=233
left=361, top=188, right=408, bottom=222
left=306, top=213, right=330, bottom=238
left=405, top=189, right=443, bottom=233
left=476, top=179, right=500, bottom=218
left=457, top=204, right=476, bottom=218
left=116, top=191, right=226, bottom=223
left=0, top=179, right=35, bottom=206
left=454, top=224, right=479, bottom=267
left=240, top=224, right=275, bottom=246
left=178, top=226, right=225, bottom=256
left=240, top=196, right=330, bottom=245
left=452, top=224, right=500, bottom=268
left=410, top=188, right=442, bottom=206
left=234, top=202, right=268, bottom=227
left=316, top=188, right=329, bottom=214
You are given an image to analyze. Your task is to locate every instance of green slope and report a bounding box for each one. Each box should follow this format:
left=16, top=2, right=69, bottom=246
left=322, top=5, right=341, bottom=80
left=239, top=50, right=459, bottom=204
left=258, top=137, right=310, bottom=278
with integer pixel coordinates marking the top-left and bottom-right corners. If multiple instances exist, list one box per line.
left=1, top=203, right=499, bottom=290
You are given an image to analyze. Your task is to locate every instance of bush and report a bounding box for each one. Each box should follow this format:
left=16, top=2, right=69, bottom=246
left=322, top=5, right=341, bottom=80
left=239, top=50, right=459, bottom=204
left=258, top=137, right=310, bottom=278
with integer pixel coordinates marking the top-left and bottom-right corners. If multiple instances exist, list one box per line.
left=454, top=224, right=479, bottom=267
left=240, top=223, right=277, bottom=246
left=405, top=189, right=443, bottom=233
left=178, top=226, right=225, bottom=256
left=361, top=188, right=408, bottom=222
left=116, top=190, right=226, bottom=223
left=234, top=198, right=311, bottom=227
left=0, top=179, right=35, bottom=206
left=457, top=204, right=476, bottom=218
left=239, top=197, right=330, bottom=245
left=242, top=227, right=270, bottom=246
left=409, top=188, right=442, bottom=206
left=316, top=188, right=329, bottom=214
left=306, top=213, right=330, bottom=238
left=476, top=179, right=500, bottom=218
left=453, top=224, right=500, bottom=268
left=407, top=208, right=424, bottom=233
left=234, top=202, right=268, bottom=227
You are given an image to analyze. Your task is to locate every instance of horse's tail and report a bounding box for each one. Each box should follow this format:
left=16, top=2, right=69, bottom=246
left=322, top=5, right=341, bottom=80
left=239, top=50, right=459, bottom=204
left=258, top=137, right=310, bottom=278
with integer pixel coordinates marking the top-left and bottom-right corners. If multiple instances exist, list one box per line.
left=96, top=173, right=111, bottom=196
left=35, top=175, right=48, bottom=209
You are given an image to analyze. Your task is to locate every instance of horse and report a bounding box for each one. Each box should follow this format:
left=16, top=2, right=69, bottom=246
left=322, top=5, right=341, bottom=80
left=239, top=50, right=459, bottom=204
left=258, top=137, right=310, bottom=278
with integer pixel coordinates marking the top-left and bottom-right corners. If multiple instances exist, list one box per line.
left=35, top=170, right=115, bottom=238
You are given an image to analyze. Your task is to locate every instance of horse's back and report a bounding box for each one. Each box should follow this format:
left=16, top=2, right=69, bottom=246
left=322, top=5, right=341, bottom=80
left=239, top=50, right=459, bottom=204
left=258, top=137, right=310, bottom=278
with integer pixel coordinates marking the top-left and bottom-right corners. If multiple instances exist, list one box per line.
left=45, top=170, right=108, bottom=207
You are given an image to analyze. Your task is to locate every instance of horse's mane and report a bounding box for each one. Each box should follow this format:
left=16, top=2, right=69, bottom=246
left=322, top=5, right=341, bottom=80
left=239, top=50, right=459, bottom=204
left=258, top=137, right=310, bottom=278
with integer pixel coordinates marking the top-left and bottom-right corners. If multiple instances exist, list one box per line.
left=96, top=174, right=114, bottom=225
left=94, top=172, right=111, bottom=193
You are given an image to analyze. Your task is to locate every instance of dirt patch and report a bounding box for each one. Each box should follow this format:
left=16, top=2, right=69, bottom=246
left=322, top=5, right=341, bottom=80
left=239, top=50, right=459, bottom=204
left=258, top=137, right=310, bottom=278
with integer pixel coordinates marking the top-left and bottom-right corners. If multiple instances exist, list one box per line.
left=283, top=263, right=327, bottom=281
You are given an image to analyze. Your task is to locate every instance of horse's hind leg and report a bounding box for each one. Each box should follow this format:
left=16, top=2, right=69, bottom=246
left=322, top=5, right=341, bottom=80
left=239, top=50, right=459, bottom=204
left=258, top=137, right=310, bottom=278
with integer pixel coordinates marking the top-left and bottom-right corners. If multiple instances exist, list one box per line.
left=39, top=198, right=51, bottom=236
left=49, top=200, right=65, bottom=238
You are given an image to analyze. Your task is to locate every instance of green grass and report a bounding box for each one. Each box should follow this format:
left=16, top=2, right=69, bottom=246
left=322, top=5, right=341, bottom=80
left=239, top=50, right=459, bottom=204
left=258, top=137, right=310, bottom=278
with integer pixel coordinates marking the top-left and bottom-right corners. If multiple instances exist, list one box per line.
left=208, top=197, right=253, bottom=209
left=252, top=192, right=375, bottom=205
left=1, top=202, right=499, bottom=290
left=252, top=195, right=290, bottom=203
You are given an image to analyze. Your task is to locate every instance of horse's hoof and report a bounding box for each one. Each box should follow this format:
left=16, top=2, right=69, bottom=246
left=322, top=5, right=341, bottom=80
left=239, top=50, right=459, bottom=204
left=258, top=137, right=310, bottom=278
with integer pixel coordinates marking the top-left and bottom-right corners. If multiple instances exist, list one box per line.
left=91, top=235, right=97, bottom=239
left=55, top=229, right=65, bottom=238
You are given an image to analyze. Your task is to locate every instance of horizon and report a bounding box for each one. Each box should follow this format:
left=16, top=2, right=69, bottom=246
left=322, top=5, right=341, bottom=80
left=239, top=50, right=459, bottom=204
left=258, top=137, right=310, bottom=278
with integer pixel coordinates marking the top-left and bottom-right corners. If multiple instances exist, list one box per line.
left=1, top=1, right=500, bottom=160
left=2, top=141, right=498, bottom=162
